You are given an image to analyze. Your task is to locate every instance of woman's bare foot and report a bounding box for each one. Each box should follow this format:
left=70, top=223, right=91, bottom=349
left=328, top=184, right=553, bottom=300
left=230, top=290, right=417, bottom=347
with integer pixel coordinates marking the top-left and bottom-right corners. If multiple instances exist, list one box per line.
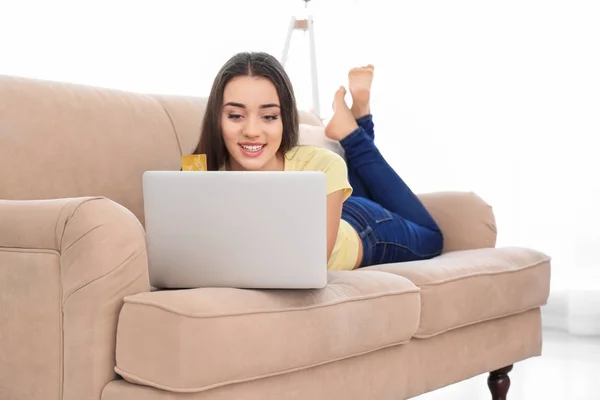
left=325, top=86, right=359, bottom=141
left=348, top=64, right=374, bottom=119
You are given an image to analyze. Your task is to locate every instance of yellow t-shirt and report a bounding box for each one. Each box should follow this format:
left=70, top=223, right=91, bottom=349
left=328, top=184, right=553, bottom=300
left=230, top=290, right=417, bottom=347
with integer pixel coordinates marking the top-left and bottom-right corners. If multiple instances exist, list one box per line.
left=284, top=146, right=360, bottom=271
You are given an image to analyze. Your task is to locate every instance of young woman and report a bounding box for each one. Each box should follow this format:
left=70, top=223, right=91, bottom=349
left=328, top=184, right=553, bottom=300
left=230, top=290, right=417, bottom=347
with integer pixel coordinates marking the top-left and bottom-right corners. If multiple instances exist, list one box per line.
left=195, top=52, right=443, bottom=271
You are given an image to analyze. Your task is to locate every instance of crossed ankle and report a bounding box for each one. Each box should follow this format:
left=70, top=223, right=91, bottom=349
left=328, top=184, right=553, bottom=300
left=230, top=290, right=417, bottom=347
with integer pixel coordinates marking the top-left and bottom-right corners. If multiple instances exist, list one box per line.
left=351, top=106, right=371, bottom=121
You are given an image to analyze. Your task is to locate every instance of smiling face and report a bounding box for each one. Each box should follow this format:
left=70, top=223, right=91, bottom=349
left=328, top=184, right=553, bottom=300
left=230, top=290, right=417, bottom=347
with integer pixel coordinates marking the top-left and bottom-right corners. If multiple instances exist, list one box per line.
left=221, top=76, right=284, bottom=171
left=195, top=52, right=300, bottom=171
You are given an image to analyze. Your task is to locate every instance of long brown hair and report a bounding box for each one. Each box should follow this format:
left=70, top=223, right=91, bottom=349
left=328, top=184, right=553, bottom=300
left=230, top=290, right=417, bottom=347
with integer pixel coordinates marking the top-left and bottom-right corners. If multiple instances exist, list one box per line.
left=194, top=52, right=299, bottom=170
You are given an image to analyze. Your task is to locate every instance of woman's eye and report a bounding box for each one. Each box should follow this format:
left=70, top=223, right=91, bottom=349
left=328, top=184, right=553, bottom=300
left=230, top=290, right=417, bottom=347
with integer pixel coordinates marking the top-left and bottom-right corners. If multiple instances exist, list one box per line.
left=228, top=114, right=243, bottom=120
left=264, top=115, right=279, bottom=121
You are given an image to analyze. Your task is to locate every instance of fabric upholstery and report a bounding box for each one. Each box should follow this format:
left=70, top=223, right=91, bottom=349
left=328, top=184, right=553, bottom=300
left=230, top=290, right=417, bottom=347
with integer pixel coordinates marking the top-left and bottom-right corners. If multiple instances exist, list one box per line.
left=0, top=197, right=151, bottom=400
left=418, top=191, right=497, bottom=252
left=0, top=248, right=62, bottom=400
left=103, top=309, right=542, bottom=400
left=150, top=94, right=206, bottom=156
left=298, top=110, right=324, bottom=127
left=297, top=124, right=345, bottom=158
left=114, top=271, right=420, bottom=393
left=366, top=247, right=551, bottom=337
left=0, top=75, right=182, bottom=226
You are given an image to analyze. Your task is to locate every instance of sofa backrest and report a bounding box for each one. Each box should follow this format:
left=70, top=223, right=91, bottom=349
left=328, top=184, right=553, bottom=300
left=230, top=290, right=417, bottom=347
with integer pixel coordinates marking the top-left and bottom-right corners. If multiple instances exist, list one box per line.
left=0, top=75, right=196, bottom=225
left=0, top=75, right=334, bottom=226
left=0, top=75, right=496, bottom=252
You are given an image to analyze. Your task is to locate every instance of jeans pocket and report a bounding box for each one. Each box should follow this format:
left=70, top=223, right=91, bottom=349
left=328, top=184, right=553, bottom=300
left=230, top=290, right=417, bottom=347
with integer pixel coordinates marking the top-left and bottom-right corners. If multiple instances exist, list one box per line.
left=344, top=199, right=394, bottom=240
left=363, top=205, right=394, bottom=224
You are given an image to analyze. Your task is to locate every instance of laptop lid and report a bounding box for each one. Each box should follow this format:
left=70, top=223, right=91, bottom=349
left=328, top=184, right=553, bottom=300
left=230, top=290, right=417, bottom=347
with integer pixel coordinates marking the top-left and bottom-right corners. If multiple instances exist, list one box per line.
left=142, top=170, right=328, bottom=289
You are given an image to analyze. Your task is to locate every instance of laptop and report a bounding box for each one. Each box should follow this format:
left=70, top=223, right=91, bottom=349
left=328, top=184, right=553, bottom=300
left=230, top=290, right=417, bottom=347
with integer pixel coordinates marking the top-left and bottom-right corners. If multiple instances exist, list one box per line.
left=142, top=170, right=328, bottom=290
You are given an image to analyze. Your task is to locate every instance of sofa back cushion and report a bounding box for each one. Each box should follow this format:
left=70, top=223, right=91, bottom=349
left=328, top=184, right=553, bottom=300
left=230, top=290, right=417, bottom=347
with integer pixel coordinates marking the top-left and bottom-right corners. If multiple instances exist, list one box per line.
left=0, top=75, right=339, bottom=226
left=0, top=75, right=185, bottom=225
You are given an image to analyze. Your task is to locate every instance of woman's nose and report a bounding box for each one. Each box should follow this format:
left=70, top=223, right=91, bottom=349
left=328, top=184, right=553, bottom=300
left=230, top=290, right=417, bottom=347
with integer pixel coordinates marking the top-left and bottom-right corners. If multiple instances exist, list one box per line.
left=242, top=117, right=261, bottom=138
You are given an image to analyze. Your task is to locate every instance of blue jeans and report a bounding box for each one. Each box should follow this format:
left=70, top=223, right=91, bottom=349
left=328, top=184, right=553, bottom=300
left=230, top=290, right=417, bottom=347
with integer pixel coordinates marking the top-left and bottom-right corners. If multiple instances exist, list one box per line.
left=340, top=114, right=444, bottom=268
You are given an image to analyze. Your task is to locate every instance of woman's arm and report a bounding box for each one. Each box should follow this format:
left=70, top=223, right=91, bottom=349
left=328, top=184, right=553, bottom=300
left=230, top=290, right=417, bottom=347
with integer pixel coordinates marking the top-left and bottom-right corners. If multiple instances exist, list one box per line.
left=326, top=189, right=345, bottom=261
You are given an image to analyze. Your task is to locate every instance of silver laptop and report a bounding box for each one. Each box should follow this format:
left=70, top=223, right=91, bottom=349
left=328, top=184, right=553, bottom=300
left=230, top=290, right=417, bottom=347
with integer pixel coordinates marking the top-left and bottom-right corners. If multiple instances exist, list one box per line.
left=142, top=170, right=328, bottom=290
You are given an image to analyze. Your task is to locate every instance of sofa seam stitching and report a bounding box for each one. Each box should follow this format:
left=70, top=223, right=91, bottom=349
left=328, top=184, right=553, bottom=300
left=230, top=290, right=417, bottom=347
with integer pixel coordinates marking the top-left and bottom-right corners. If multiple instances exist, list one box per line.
left=58, top=254, right=64, bottom=400
left=58, top=197, right=106, bottom=252
left=416, top=257, right=550, bottom=287
left=61, top=224, right=104, bottom=254
left=114, top=338, right=412, bottom=394
left=0, top=247, right=59, bottom=254
left=149, top=96, right=184, bottom=157
left=62, top=249, right=144, bottom=305
left=414, top=303, right=545, bottom=339
left=123, top=289, right=421, bottom=319
left=54, top=201, right=71, bottom=251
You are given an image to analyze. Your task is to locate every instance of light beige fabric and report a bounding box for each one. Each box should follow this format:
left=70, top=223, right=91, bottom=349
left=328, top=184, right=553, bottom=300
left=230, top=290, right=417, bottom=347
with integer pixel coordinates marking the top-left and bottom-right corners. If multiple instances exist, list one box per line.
left=0, top=75, right=182, bottom=226
left=298, top=110, right=324, bottom=127
left=150, top=94, right=206, bottom=156
left=0, top=197, right=151, bottom=400
left=114, top=271, right=420, bottom=393
left=366, top=247, right=551, bottom=337
left=0, top=75, right=335, bottom=228
left=103, top=309, right=542, bottom=400
left=418, top=191, right=497, bottom=252
left=297, top=124, right=345, bottom=158
left=0, top=248, right=61, bottom=399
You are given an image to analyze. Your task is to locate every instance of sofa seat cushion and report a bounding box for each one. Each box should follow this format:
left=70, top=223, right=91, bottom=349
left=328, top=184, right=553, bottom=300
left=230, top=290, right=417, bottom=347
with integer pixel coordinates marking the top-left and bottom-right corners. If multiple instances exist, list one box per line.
left=115, top=270, right=420, bottom=393
left=365, top=247, right=551, bottom=338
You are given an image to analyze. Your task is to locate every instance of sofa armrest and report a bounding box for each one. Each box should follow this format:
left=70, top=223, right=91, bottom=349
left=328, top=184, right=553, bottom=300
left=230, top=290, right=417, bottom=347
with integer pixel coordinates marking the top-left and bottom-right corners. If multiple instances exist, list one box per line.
left=0, top=197, right=150, bottom=400
left=418, top=191, right=497, bottom=252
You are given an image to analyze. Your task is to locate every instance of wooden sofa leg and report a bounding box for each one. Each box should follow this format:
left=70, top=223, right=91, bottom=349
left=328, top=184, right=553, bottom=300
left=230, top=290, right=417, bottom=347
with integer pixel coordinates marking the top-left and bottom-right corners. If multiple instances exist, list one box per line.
left=487, top=365, right=513, bottom=400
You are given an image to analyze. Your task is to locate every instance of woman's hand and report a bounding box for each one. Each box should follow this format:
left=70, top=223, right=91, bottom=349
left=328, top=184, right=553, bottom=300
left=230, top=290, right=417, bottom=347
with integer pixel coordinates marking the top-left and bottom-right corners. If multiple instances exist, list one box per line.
left=326, top=189, right=345, bottom=261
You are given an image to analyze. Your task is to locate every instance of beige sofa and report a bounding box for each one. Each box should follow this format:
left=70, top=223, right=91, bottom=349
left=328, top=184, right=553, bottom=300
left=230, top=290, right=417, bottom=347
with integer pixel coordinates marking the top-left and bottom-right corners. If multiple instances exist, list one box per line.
left=0, top=75, right=551, bottom=400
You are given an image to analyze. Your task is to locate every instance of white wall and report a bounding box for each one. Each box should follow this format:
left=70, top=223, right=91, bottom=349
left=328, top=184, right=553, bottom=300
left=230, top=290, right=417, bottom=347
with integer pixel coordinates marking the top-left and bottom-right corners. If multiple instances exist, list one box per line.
left=2, top=0, right=599, bottom=298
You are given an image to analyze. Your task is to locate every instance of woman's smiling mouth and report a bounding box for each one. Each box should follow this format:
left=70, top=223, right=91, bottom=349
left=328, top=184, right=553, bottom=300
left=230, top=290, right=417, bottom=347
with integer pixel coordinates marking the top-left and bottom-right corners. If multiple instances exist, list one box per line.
left=239, top=143, right=265, bottom=157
